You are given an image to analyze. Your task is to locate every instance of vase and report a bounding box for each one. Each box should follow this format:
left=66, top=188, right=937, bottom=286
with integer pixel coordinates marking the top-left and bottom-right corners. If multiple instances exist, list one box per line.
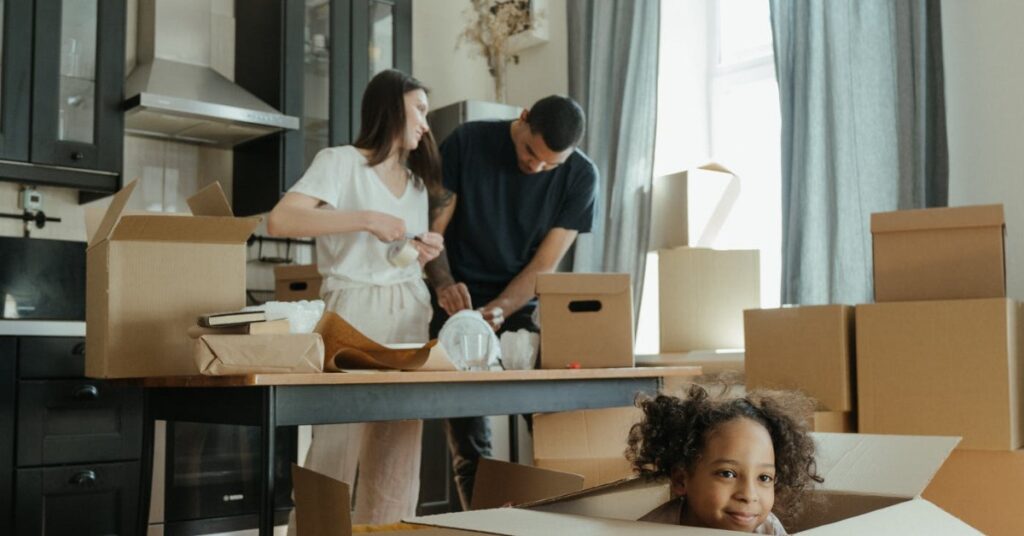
left=489, top=51, right=509, bottom=103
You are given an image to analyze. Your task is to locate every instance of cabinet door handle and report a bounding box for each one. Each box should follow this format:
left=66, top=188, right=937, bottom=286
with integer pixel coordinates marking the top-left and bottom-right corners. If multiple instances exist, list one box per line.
left=71, top=151, right=84, bottom=161
left=69, top=470, right=97, bottom=487
left=73, top=384, right=99, bottom=400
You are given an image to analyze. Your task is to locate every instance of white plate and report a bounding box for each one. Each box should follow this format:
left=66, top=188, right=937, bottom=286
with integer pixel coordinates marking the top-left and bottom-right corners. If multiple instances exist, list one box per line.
left=383, top=342, right=422, bottom=350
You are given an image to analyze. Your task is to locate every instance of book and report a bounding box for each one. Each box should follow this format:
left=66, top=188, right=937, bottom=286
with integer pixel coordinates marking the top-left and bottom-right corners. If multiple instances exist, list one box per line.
left=187, top=318, right=291, bottom=339
left=197, top=310, right=266, bottom=328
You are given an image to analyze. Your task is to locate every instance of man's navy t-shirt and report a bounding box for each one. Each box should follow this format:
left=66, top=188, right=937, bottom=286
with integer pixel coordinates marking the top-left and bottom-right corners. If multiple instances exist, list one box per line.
left=440, top=120, right=598, bottom=307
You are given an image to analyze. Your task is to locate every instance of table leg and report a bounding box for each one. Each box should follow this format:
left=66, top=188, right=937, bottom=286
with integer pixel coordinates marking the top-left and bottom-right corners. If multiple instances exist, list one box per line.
left=507, top=415, right=519, bottom=464
left=136, top=391, right=154, bottom=535
left=259, top=388, right=277, bottom=536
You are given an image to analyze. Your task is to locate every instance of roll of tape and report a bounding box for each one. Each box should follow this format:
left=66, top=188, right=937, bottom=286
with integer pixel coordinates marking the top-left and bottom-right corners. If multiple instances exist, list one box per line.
left=388, top=241, right=419, bottom=267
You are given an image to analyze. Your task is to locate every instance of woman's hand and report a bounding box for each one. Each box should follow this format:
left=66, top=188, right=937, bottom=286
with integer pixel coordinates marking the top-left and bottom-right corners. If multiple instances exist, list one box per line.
left=412, top=232, right=445, bottom=265
left=364, top=211, right=407, bottom=242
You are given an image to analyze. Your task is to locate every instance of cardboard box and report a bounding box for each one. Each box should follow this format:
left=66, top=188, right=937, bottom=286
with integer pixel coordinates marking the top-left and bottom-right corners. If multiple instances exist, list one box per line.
left=923, top=448, right=1024, bottom=536
left=811, top=411, right=856, bottom=433
left=533, top=407, right=639, bottom=488
left=872, top=204, right=1005, bottom=302
left=649, top=163, right=740, bottom=251
left=470, top=458, right=584, bottom=511
left=857, top=298, right=1024, bottom=450
left=86, top=180, right=261, bottom=378
left=410, top=433, right=983, bottom=535
left=292, top=464, right=486, bottom=535
left=193, top=333, right=324, bottom=375
left=536, top=273, right=634, bottom=369
left=274, top=263, right=322, bottom=301
left=659, top=247, right=760, bottom=352
left=744, top=305, right=855, bottom=411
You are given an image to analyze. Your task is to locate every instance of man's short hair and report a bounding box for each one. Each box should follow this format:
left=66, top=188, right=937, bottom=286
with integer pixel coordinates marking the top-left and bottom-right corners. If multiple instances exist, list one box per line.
left=525, top=95, right=586, bottom=152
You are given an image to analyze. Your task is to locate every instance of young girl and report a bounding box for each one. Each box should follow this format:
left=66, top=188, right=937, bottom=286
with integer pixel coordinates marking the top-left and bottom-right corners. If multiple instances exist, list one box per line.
left=627, top=385, right=823, bottom=534
left=269, top=69, right=444, bottom=527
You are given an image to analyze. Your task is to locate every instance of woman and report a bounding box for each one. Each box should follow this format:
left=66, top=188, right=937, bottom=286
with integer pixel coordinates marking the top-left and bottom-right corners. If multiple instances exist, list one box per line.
left=268, top=69, right=444, bottom=526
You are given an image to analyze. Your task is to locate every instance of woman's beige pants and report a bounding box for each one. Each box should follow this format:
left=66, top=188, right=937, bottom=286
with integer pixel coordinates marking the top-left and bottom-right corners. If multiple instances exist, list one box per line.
left=287, top=280, right=430, bottom=531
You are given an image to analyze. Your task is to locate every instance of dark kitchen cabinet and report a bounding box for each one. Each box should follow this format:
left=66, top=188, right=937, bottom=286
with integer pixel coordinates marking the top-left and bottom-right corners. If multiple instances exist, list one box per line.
left=0, top=0, right=125, bottom=193
left=1, top=338, right=15, bottom=534
left=3, top=337, right=143, bottom=535
left=15, top=461, right=140, bottom=536
left=233, top=0, right=412, bottom=216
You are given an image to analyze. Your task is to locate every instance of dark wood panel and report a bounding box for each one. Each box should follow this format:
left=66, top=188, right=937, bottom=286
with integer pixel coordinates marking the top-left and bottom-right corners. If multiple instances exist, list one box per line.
left=15, top=461, right=140, bottom=536
left=17, top=379, right=143, bottom=466
left=18, top=337, right=86, bottom=379
left=0, top=338, right=15, bottom=534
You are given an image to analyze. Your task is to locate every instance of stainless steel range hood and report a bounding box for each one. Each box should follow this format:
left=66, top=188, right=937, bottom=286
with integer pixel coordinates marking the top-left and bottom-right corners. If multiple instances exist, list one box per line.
left=124, top=0, right=299, bottom=146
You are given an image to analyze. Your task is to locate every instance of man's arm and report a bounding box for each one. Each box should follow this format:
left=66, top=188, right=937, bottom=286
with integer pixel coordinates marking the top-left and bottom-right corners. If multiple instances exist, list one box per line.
left=480, top=227, right=579, bottom=329
left=424, top=189, right=473, bottom=313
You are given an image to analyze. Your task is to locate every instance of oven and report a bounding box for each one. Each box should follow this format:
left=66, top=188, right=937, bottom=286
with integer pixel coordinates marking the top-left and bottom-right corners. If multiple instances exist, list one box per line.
left=150, top=422, right=297, bottom=535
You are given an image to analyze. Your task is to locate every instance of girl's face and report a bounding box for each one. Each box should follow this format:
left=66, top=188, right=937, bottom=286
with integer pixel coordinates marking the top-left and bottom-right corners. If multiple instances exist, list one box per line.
left=401, top=89, right=430, bottom=151
left=672, top=417, right=776, bottom=533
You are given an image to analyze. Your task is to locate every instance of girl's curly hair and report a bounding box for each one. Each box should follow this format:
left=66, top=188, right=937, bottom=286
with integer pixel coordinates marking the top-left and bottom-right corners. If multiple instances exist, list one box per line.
left=625, top=384, right=824, bottom=526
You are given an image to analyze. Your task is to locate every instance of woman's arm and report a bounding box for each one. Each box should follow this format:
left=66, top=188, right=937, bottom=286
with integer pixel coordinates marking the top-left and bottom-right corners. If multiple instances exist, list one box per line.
left=266, top=192, right=406, bottom=241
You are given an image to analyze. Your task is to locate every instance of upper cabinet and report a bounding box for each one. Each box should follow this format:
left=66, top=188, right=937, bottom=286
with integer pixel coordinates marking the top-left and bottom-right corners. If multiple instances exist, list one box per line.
left=233, top=0, right=411, bottom=216
left=0, top=0, right=125, bottom=193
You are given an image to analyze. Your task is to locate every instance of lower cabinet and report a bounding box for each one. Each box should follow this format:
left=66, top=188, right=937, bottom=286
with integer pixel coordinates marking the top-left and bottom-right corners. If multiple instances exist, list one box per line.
left=5, top=336, right=143, bottom=535
left=1, top=338, right=15, bottom=534
left=15, top=461, right=140, bottom=536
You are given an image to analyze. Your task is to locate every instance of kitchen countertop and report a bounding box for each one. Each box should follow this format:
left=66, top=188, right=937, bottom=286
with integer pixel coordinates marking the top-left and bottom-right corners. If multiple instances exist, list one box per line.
left=0, top=320, right=86, bottom=337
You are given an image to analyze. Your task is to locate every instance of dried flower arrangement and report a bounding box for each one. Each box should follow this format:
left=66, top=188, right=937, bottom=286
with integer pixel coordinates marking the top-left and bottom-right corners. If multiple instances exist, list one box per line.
left=458, top=0, right=535, bottom=103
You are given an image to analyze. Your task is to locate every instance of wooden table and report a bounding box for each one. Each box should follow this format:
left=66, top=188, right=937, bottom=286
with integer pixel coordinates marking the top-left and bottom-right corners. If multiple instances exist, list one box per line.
left=139, top=366, right=702, bottom=535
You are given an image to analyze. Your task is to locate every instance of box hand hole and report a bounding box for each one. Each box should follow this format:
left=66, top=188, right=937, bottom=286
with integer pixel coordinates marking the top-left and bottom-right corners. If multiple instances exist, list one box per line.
left=568, top=300, right=602, bottom=313
left=289, top=282, right=309, bottom=291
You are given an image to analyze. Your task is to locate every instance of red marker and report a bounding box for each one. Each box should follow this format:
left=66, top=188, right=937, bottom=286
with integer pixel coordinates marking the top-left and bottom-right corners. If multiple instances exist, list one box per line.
left=567, top=362, right=581, bottom=369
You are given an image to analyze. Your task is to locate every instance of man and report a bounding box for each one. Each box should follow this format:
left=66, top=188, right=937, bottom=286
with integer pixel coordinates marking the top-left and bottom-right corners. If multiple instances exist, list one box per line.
left=425, top=95, right=598, bottom=508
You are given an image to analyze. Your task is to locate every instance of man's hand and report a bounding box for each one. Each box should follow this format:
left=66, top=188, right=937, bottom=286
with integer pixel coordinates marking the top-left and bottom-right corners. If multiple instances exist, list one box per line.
left=437, top=282, right=473, bottom=315
left=477, top=306, right=505, bottom=331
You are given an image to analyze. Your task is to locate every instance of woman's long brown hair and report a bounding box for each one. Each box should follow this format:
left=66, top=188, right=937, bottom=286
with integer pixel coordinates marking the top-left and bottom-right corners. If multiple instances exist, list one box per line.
left=352, top=69, right=443, bottom=199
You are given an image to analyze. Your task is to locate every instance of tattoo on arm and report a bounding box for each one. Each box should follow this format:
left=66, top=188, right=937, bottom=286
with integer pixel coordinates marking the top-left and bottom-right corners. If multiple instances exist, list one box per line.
left=429, top=188, right=455, bottom=224
left=425, top=250, right=455, bottom=289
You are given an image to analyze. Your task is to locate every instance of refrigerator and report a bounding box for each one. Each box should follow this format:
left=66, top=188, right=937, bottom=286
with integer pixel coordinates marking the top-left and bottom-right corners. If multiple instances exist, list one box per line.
left=427, top=100, right=523, bottom=145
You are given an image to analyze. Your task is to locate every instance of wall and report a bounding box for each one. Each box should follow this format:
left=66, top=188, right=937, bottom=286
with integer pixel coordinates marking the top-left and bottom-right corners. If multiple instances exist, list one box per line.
left=412, top=0, right=569, bottom=111
left=941, top=0, right=1024, bottom=299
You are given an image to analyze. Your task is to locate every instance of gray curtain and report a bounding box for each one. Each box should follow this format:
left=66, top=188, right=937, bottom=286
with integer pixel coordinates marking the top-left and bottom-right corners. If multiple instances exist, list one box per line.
left=771, top=0, right=948, bottom=304
left=567, top=0, right=660, bottom=315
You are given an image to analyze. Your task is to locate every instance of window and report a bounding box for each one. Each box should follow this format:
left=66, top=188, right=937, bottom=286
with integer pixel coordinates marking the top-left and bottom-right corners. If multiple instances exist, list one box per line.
left=637, top=0, right=780, bottom=354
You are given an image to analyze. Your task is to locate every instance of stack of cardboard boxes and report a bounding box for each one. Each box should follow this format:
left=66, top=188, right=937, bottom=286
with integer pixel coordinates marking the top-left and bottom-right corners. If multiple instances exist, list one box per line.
left=744, top=203, right=1018, bottom=535
left=861, top=205, right=1020, bottom=536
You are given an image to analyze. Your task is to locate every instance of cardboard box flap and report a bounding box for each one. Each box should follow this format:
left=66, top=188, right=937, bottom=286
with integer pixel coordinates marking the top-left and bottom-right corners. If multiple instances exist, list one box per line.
left=535, top=273, right=631, bottom=295
left=804, top=499, right=981, bottom=535
left=697, top=161, right=736, bottom=175
left=523, top=477, right=670, bottom=521
left=109, top=214, right=260, bottom=244
left=533, top=407, right=640, bottom=460
left=88, top=179, right=139, bottom=249
left=291, top=464, right=353, bottom=536
left=470, top=458, right=585, bottom=510
left=275, top=263, right=322, bottom=281
left=187, top=181, right=234, bottom=217
left=871, top=204, right=1004, bottom=234
left=814, top=433, right=960, bottom=498
left=409, top=508, right=732, bottom=536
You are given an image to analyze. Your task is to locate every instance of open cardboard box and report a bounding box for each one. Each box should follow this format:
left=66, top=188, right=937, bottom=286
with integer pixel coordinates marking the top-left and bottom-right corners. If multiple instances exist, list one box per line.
left=85, top=180, right=260, bottom=378
left=292, top=459, right=584, bottom=536
left=408, top=433, right=982, bottom=534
